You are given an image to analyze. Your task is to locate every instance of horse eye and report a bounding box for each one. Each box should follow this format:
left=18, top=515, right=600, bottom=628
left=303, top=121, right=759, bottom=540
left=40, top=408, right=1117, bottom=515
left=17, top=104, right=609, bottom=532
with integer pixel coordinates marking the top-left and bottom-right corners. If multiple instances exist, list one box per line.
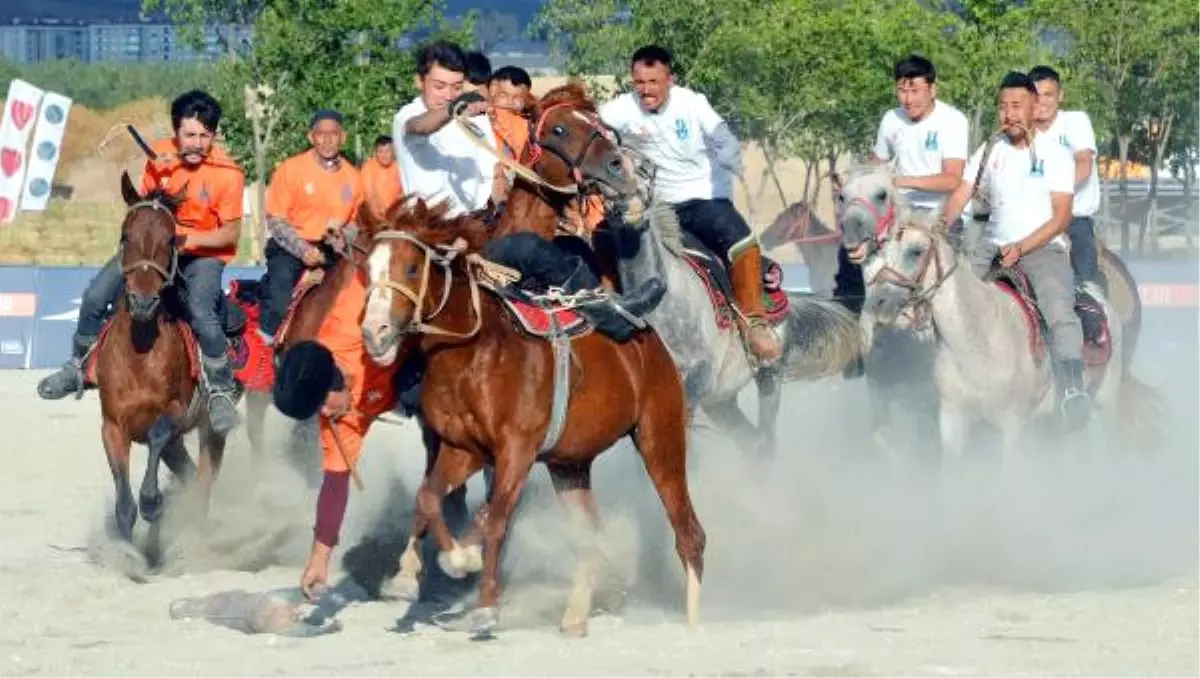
left=406, top=263, right=419, bottom=278
left=552, top=125, right=566, bottom=137
left=873, top=189, right=887, bottom=202
left=905, top=245, right=924, bottom=260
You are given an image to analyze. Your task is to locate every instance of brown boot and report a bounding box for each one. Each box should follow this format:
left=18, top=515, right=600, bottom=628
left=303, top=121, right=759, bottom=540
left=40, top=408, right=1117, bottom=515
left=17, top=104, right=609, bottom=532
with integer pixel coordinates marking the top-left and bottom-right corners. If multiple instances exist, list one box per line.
left=730, top=244, right=783, bottom=363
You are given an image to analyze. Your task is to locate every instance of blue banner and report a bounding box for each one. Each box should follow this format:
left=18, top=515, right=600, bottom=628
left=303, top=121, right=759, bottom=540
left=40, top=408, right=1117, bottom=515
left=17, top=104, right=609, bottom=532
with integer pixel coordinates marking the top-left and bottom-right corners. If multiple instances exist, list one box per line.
left=0, top=260, right=1194, bottom=370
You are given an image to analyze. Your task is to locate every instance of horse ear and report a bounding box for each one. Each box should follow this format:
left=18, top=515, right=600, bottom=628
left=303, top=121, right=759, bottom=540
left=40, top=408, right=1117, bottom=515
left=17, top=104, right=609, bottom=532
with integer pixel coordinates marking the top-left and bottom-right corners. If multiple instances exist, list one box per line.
left=120, top=171, right=142, bottom=206
left=829, top=172, right=844, bottom=192
left=357, top=203, right=384, bottom=237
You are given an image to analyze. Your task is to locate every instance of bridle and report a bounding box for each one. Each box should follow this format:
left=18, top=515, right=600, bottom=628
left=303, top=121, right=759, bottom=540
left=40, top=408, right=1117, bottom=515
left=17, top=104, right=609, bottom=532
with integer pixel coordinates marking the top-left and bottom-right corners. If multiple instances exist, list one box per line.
left=367, top=230, right=483, bottom=340
left=119, top=198, right=179, bottom=284
left=863, top=219, right=959, bottom=330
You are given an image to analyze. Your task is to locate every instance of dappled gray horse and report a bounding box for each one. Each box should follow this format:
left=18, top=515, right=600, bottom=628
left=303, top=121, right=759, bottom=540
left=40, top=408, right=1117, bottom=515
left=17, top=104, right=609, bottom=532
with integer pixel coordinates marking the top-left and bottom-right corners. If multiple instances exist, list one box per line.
left=608, top=202, right=862, bottom=455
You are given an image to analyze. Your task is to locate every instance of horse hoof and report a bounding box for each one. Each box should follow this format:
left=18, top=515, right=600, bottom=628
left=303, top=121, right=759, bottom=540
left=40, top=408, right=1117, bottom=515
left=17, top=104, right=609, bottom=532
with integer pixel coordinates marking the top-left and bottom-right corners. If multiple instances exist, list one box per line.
left=559, top=620, right=588, bottom=638
left=467, top=607, right=499, bottom=639
left=379, top=573, right=421, bottom=602
left=139, top=492, right=164, bottom=523
left=436, top=544, right=481, bottom=579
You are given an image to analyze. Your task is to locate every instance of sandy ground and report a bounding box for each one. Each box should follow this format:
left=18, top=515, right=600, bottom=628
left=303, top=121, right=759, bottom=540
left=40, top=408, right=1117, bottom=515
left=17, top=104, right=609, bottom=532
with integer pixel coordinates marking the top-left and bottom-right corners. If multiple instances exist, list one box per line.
left=0, top=310, right=1197, bottom=676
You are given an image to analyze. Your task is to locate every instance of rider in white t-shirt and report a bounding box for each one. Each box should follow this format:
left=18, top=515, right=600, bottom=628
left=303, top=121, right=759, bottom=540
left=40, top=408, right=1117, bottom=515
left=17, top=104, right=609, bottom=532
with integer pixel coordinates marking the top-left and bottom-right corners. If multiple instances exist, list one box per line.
left=941, top=72, right=1090, bottom=430
left=598, top=45, right=782, bottom=363
left=391, top=41, right=500, bottom=217
left=1029, top=65, right=1105, bottom=293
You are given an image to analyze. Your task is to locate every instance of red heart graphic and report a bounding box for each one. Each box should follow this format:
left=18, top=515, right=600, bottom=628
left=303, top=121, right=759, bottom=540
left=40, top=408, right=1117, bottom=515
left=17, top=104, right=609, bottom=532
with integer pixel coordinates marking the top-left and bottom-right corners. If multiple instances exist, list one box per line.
left=0, top=147, right=21, bottom=178
left=0, top=197, right=12, bottom=222
left=9, top=100, right=33, bottom=131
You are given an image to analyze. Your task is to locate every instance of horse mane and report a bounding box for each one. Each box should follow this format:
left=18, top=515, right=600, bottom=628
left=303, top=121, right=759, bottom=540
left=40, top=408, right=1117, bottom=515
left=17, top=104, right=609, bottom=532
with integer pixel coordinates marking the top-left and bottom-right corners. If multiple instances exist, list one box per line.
left=382, top=196, right=492, bottom=253
left=645, top=202, right=686, bottom=257
left=534, top=80, right=598, bottom=119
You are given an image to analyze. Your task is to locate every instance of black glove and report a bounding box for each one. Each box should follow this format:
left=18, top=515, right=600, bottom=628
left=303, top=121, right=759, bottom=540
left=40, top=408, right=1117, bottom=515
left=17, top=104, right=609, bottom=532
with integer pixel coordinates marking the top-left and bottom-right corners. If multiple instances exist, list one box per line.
left=449, top=91, right=487, bottom=118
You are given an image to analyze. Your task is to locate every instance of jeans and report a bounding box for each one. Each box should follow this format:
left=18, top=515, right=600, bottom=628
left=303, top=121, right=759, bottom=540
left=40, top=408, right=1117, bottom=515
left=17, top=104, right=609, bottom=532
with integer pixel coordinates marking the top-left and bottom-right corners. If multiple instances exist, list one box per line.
left=178, top=255, right=229, bottom=359
left=969, top=240, right=1083, bottom=361
left=77, top=255, right=124, bottom=339
left=1068, top=216, right=1101, bottom=288
left=672, top=198, right=755, bottom=260
left=260, top=240, right=308, bottom=338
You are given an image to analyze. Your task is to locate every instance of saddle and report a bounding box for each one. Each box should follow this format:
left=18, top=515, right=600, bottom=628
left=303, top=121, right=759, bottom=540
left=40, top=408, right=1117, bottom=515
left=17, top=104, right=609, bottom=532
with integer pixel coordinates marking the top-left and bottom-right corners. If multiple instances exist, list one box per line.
left=487, top=283, right=595, bottom=340
left=675, top=229, right=790, bottom=330
left=988, top=265, right=1113, bottom=372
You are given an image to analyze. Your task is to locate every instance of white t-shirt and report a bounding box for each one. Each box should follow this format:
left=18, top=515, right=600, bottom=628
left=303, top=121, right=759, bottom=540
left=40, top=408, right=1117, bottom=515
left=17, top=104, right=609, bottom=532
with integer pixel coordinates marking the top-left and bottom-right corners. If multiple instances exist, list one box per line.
left=392, top=96, right=498, bottom=217
left=1035, top=110, right=1099, bottom=217
left=963, top=137, right=1075, bottom=248
left=873, top=100, right=970, bottom=211
left=598, top=85, right=733, bottom=205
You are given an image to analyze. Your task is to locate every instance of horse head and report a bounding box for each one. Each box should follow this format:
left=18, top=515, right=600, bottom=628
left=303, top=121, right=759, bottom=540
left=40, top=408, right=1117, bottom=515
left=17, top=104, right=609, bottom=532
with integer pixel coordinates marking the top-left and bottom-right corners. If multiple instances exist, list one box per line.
left=359, top=197, right=489, bottom=365
left=861, top=210, right=956, bottom=325
left=831, top=162, right=906, bottom=264
left=525, top=82, right=638, bottom=201
left=118, top=171, right=185, bottom=322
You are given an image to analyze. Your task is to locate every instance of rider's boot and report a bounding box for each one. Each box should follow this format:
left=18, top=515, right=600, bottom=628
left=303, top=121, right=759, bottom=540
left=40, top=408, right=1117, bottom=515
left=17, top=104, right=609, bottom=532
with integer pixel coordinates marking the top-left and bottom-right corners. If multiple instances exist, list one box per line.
left=1054, top=358, right=1091, bottom=431
left=202, top=353, right=243, bottom=435
left=573, top=277, right=667, bottom=343
left=37, top=334, right=98, bottom=400
left=730, top=244, right=783, bottom=364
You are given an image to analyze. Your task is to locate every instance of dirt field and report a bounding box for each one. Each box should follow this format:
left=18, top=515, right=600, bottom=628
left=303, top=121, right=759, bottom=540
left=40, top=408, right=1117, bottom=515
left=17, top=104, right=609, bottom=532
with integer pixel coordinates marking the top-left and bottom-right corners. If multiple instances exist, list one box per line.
left=0, top=305, right=1195, bottom=676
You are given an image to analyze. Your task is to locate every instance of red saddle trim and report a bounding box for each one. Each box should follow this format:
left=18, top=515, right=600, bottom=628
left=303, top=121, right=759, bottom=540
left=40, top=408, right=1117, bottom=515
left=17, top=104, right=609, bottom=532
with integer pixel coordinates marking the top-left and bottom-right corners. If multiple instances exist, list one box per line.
left=84, top=318, right=201, bottom=386
left=495, top=291, right=591, bottom=339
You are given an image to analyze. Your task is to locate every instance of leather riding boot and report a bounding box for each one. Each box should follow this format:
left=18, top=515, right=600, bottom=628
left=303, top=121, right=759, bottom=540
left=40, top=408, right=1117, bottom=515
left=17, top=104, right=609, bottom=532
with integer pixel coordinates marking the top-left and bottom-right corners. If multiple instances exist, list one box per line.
left=575, top=278, right=667, bottom=343
left=37, top=333, right=98, bottom=400
left=730, top=245, right=783, bottom=363
left=1054, top=358, right=1091, bottom=431
left=202, top=353, right=243, bottom=435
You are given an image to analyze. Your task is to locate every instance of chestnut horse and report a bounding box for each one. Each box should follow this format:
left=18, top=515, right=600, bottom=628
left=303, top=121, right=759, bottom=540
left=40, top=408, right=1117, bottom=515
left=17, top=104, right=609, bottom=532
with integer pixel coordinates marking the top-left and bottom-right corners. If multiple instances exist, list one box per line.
left=360, top=198, right=705, bottom=638
left=94, top=173, right=234, bottom=549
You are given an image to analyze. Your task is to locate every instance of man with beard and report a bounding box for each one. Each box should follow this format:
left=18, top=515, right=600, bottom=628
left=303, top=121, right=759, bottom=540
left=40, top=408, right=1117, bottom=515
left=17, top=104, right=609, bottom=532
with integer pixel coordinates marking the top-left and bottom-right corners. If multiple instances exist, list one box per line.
left=36, top=89, right=247, bottom=434
left=258, top=110, right=365, bottom=345
left=940, top=71, right=1090, bottom=430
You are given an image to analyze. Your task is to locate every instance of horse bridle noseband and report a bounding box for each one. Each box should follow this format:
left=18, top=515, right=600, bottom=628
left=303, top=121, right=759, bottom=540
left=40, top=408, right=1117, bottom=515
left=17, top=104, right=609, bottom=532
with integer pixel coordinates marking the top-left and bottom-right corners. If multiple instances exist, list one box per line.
left=119, top=198, right=180, bottom=283
left=864, top=220, right=959, bottom=329
left=368, top=230, right=483, bottom=340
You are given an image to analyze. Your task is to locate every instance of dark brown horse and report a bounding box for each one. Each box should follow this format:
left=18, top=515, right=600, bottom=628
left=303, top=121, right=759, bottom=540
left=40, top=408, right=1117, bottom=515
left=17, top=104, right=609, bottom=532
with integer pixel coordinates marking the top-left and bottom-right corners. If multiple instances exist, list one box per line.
left=359, top=198, right=705, bottom=638
left=93, top=172, right=231, bottom=549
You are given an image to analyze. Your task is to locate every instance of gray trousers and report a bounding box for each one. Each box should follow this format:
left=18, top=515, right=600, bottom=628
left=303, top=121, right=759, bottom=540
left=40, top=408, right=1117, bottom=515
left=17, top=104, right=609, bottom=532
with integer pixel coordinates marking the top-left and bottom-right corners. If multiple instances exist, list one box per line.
left=969, top=241, right=1084, bottom=362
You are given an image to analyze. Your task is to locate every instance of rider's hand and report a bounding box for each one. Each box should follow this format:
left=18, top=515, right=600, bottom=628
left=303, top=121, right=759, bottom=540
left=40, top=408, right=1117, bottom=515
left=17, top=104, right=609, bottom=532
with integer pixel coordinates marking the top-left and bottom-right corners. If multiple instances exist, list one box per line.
left=999, top=242, right=1024, bottom=268
left=300, top=542, right=332, bottom=602
left=322, top=387, right=351, bottom=419
left=449, top=91, right=488, bottom=118
left=323, top=226, right=346, bottom=252
left=302, top=247, right=325, bottom=267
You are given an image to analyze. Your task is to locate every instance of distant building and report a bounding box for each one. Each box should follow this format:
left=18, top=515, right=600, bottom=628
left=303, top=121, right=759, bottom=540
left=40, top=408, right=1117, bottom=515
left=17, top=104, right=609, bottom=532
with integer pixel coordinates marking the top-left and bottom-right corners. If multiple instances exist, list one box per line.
left=0, top=19, right=252, bottom=63
left=486, top=39, right=561, bottom=76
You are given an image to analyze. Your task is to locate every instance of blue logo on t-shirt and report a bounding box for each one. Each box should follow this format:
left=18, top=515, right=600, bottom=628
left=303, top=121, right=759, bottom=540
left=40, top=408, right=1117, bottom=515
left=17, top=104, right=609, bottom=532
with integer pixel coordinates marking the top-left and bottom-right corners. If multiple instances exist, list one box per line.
left=924, top=130, right=938, bottom=151
left=675, top=118, right=689, bottom=141
left=1030, top=159, right=1044, bottom=177
left=1059, top=134, right=1070, bottom=148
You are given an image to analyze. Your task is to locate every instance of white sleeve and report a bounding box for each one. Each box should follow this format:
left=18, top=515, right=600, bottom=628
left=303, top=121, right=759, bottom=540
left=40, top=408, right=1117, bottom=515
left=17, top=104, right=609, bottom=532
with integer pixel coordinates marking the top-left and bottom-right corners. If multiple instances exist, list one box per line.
left=961, top=142, right=986, bottom=186
left=1067, top=112, right=1098, bottom=154
left=942, top=111, right=970, bottom=161
left=691, top=91, right=726, bottom=136
left=1047, top=146, right=1075, bottom=195
left=393, top=105, right=422, bottom=148
left=598, top=96, right=633, bottom=132
left=872, top=113, right=892, bottom=161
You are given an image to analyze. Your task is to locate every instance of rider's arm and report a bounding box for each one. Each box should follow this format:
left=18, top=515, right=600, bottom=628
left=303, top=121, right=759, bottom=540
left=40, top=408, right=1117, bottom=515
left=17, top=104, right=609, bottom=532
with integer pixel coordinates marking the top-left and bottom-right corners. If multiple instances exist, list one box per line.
left=941, top=143, right=985, bottom=225
left=870, top=113, right=893, bottom=165
left=264, top=161, right=317, bottom=259
left=1065, top=112, right=1098, bottom=188
left=694, top=92, right=742, bottom=174
left=895, top=111, right=968, bottom=194
left=1015, top=146, right=1075, bottom=254
left=403, top=107, right=453, bottom=137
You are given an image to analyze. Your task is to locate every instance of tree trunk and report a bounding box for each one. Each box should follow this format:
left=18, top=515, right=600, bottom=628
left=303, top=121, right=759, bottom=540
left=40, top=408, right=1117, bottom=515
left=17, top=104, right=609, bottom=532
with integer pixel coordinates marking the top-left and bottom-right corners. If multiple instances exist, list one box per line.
left=1143, top=161, right=1157, bottom=255
left=1117, top=134, right=1131, bottom=257
left=762, top=143, right=790, bottom=208
left=1185, top=164, right=1196, bottom=248
left=826, top=148, right=839, bottom=218
left=970, top=102, right=986, bottom=151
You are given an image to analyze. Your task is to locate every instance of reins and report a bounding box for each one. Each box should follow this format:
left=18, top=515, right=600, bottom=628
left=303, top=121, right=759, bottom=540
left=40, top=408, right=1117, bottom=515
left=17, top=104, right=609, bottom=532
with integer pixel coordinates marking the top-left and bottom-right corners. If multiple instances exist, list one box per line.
left=368, top=230, right=485, bottom=340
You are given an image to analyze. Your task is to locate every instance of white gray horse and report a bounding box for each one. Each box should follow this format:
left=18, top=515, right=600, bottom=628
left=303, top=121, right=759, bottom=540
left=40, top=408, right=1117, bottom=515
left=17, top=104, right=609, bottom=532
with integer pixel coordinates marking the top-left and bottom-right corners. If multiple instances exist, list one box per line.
left=859, top=209, right=1160, bottom=466
left=831, top=163, right=943, bottom=463
left=608, top=202, right=862, bottom=455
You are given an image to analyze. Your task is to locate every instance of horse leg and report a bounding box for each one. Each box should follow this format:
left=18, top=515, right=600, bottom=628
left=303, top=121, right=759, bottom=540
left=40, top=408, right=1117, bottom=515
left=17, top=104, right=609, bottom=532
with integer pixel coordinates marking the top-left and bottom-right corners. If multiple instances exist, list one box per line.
left=415, top=442, right=486, bottom=577
left=137, top=415, right=174, bottom=523
left=702, top=399, right=765, bottom=455
left=194, top=421, right=227, bottom=525
left=245, top=390, right=269, bottom=457
left=938, top=403, right=970, bottom=476
left=632, top=393, right=706, bottom=626
left=101, top=419, right=137, bottom=543
left=470, top=441, right=538, bottom=635
left=754, top=366, right=782, bottom=456
left=547, top=461, right=607, bottom=637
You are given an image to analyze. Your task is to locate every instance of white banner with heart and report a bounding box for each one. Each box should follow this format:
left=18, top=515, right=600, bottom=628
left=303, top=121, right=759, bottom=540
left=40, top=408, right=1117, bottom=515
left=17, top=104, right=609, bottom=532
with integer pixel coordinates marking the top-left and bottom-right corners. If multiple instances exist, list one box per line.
left=19, top=91, right=72, bottom=213
left=0, top=78, right=46, bottom=224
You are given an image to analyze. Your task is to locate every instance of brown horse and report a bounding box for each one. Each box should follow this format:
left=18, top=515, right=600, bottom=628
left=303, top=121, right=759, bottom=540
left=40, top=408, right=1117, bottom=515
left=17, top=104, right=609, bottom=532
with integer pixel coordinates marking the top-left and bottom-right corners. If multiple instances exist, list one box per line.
left=359, top=198, right=705, bottom=638
left=93, top=172, right=232, bottom=548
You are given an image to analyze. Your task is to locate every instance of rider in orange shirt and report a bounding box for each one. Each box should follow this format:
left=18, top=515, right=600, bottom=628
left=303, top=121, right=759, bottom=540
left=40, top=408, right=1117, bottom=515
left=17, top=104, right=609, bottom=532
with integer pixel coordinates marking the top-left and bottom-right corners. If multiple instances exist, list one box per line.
left=259, top=110, right=365, bottom=344
left=270, top=261, right=414, bottom=599
left=359, top=135, right=403, bottom=217
left=37, top=90, right=247, bottom=434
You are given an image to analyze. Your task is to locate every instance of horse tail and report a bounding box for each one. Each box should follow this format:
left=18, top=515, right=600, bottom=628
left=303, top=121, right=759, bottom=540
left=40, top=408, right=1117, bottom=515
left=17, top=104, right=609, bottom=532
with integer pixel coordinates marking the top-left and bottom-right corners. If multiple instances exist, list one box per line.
left=1099, top=246, right=1142, bottom=369
left=1113, top=367, right=1166, bottom=456
left=778, top=292, right=863, bottom=382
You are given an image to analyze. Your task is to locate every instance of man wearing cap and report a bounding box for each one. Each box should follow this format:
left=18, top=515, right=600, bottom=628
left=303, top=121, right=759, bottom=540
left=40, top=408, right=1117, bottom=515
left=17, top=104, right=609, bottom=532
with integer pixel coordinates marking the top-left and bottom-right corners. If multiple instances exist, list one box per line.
left=259, top=110, right=365, bottom=344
